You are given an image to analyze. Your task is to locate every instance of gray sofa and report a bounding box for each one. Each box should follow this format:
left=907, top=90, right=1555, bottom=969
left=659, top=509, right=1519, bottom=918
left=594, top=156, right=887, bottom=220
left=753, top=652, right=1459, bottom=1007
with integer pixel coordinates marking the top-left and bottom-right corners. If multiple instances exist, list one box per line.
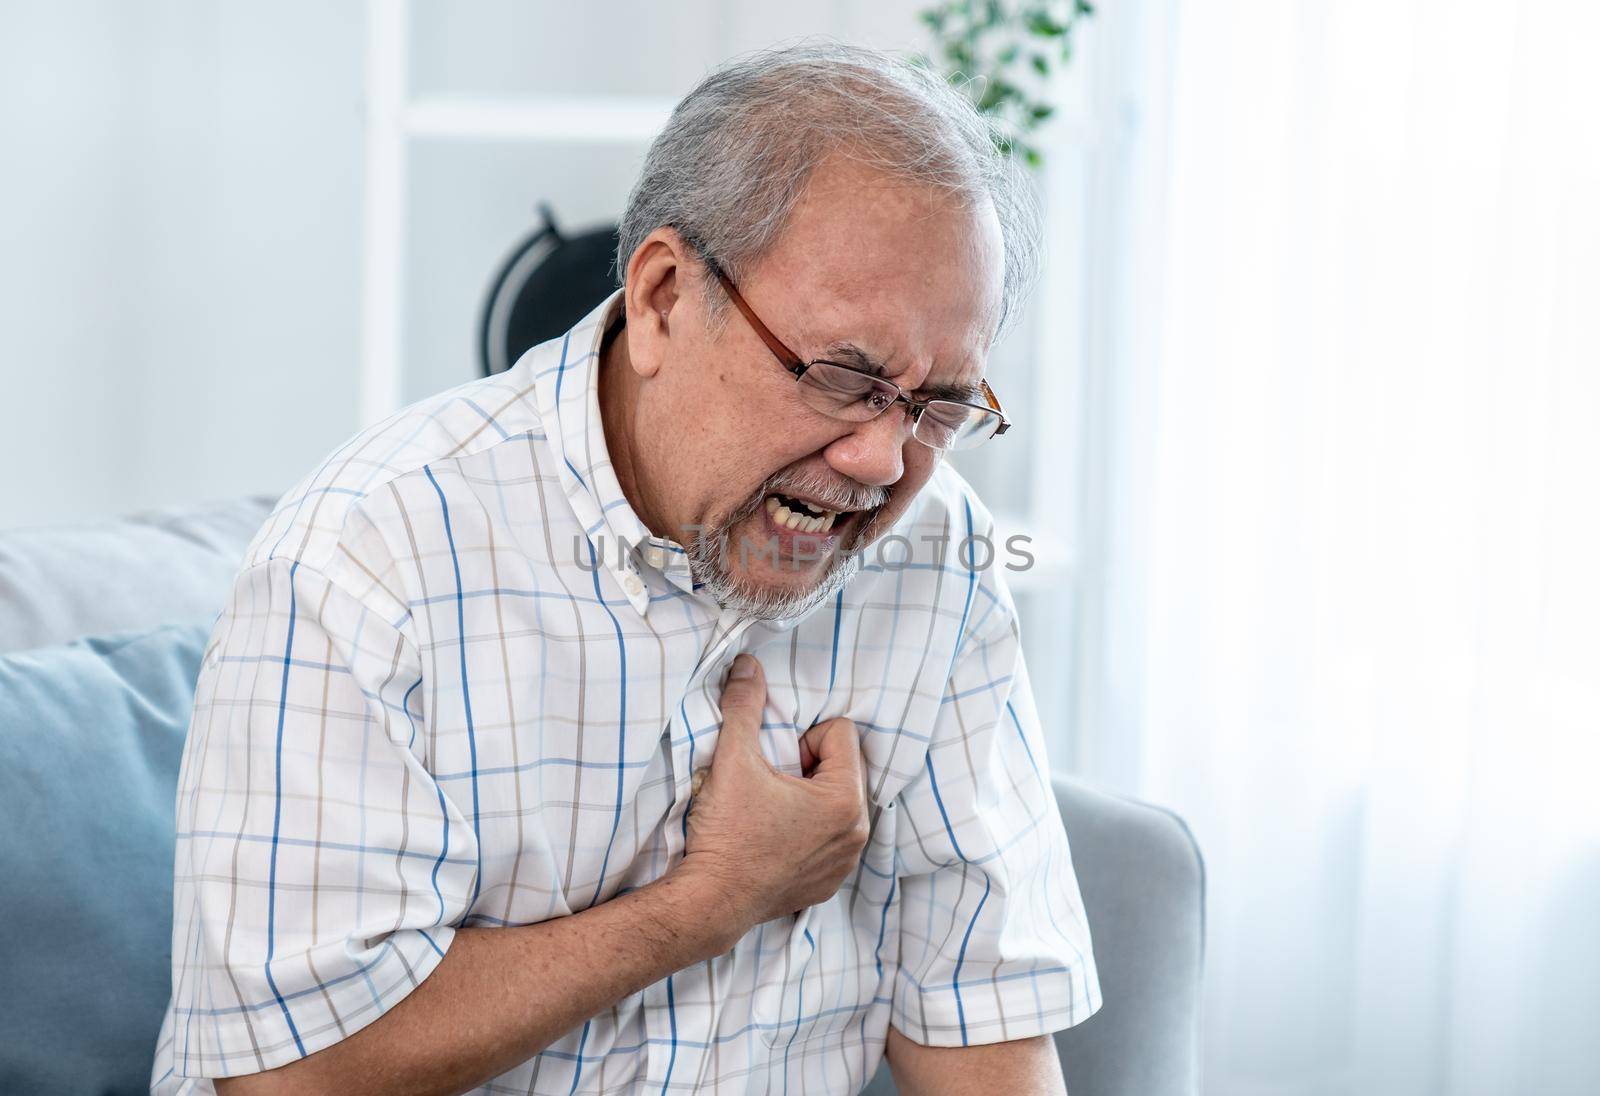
left=0, top=495, right=1204, bottom=1095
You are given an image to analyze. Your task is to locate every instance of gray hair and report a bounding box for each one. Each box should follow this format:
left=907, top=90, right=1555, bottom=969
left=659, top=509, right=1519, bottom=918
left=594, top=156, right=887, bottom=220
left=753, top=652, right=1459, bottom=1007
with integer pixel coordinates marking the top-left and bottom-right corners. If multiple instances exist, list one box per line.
left=616, top=40, right=1041, bottom=339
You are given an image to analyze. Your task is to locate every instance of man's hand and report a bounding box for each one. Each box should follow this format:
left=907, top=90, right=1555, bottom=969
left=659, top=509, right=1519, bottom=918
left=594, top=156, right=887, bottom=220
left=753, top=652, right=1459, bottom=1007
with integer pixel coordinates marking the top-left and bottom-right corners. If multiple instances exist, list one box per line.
left=678, top=652, right=870, bottom=929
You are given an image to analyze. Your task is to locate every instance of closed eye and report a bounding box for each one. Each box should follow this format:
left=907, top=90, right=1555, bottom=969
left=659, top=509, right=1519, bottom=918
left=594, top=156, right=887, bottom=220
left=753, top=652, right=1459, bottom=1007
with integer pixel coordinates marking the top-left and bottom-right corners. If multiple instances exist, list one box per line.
left=808, top=366, right=882, bottom=397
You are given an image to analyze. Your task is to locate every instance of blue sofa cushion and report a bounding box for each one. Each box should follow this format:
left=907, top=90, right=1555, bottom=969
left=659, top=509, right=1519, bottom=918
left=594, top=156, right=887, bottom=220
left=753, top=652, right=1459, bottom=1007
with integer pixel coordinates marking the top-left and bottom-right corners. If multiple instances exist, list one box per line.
left=0, top=622, right=208, bottom=1096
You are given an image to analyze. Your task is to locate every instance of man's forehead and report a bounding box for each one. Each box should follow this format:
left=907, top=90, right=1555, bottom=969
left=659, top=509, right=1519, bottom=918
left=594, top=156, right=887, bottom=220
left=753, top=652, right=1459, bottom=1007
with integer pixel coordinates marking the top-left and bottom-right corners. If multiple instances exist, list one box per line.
left=774, top=159, right=1004, bottom=281
left=749, top=169, right=1005, bottom=395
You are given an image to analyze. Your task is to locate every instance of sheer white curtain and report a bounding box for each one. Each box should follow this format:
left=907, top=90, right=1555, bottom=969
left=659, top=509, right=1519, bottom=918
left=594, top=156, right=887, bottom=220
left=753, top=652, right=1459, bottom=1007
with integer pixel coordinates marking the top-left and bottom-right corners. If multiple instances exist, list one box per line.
left=1087, top=1, right=1600, bottom=1092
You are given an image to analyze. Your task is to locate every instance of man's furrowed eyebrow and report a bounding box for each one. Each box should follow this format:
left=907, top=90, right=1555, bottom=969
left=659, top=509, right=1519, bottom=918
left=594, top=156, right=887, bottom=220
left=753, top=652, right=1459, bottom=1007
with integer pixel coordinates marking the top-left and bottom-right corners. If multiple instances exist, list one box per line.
left=816, top=341, right=984, bottom=404
left=817, top=341, right=888, bottom=375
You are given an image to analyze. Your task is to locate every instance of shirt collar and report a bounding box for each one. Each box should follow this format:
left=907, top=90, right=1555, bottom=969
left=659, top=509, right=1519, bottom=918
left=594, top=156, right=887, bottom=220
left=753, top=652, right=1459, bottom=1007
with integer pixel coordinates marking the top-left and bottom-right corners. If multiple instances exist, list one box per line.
left=524, top=289, right=696, bottom=617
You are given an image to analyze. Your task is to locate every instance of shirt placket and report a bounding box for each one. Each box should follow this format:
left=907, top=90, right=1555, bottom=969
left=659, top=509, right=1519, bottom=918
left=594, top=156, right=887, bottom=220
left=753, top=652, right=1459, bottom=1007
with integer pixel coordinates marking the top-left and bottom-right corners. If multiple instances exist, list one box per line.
left=638, top=604, right=757, bottom=1091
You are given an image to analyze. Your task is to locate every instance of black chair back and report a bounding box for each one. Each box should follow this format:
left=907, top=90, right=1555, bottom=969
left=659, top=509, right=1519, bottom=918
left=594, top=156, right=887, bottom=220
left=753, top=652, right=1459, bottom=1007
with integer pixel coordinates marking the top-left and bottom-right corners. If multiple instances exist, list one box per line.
left=480, top=204, right=620, bottom=376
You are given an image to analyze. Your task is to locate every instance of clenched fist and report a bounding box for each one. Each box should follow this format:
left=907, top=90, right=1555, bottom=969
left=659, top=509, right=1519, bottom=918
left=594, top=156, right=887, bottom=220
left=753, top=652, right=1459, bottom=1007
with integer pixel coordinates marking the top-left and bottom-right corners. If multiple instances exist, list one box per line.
left=676, top=653, right=871, bottom=934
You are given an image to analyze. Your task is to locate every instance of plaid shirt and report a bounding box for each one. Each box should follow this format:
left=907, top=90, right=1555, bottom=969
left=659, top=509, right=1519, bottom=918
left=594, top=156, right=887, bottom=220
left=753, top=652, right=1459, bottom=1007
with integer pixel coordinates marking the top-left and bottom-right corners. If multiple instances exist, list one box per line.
left=151, top=290, right=1100, bottom=1094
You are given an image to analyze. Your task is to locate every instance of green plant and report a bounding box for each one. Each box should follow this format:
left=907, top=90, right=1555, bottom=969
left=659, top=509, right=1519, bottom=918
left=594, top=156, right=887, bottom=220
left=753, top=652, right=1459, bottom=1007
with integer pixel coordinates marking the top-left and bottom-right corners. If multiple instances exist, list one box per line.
left=916, top=0, right=1094, bottom=167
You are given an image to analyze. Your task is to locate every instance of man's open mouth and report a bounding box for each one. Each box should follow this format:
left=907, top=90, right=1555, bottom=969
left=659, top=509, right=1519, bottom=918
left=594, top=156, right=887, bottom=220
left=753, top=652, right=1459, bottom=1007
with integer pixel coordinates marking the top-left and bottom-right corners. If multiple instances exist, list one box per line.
left=763, top=491, right=852, bottom=534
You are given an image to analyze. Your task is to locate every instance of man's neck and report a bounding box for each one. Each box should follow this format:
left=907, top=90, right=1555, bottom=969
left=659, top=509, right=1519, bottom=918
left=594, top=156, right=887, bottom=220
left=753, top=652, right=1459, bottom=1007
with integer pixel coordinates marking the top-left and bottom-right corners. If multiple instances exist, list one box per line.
left=597, top=316, right=668, bottom=540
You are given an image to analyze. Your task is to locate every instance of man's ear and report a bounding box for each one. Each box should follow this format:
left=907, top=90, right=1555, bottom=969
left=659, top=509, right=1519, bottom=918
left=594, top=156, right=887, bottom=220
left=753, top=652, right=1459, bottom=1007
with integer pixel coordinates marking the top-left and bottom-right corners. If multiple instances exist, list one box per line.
left=620, top=226, right=697, bottom=380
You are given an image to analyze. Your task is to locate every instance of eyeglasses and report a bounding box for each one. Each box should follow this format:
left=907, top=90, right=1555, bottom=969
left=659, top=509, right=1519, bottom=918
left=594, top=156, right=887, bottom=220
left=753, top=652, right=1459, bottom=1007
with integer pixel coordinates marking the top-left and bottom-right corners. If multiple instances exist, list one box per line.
left=690, top=247, right=1012, bottom=452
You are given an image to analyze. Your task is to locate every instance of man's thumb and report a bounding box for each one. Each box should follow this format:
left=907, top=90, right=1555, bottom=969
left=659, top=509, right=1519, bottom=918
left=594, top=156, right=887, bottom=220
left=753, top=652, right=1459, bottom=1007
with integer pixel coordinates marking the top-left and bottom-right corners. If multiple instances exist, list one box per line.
left=716, top=653, right=766, bottom=755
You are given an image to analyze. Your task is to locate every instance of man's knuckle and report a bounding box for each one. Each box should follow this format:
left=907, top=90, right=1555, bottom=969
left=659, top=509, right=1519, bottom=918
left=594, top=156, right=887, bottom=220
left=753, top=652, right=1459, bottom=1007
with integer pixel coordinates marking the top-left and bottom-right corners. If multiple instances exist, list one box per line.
left=720, top=681, right=759, bottom=710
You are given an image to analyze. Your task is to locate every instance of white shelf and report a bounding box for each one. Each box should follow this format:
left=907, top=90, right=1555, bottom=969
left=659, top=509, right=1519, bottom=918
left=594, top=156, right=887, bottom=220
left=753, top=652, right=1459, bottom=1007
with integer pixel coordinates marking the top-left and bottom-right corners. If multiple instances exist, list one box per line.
left=404, top=94, right=677, bottom=143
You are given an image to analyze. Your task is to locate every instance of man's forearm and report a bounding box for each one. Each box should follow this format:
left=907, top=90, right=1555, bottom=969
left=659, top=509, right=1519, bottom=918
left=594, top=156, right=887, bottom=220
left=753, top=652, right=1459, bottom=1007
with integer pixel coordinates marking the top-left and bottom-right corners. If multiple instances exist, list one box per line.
left=215, top=870, right=735, bottom=1096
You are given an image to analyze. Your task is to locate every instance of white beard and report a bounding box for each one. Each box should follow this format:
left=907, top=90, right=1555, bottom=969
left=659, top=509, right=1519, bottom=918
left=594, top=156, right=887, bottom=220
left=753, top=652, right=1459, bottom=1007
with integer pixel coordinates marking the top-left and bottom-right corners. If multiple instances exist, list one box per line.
left=685, top=521, right=865, bottom=622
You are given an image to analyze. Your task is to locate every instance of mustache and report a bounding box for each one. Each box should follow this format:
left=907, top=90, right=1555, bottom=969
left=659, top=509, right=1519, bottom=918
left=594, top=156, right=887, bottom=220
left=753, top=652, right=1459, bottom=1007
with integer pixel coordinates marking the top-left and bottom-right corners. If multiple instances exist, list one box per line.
left=758, top=466, right=890, bottom=513
left=691, top=466, right=892, bottom=554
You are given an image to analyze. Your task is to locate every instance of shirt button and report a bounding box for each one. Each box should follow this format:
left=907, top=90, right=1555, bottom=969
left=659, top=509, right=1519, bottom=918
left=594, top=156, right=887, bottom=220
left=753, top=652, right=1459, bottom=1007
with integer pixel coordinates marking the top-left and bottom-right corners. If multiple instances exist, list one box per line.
left=642, top=544, right=667, bottom=569
left=622, top=572, right=644, bottom=596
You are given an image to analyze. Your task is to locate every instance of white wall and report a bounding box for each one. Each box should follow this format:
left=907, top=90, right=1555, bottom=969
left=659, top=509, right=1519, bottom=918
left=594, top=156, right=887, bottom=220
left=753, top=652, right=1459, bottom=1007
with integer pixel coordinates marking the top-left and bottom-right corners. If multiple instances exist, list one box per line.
left=0, top=0, right=1057, bottom=530
left=2, top=3, right=139, bottom=527
left=1, top=1, right=365, bottom=530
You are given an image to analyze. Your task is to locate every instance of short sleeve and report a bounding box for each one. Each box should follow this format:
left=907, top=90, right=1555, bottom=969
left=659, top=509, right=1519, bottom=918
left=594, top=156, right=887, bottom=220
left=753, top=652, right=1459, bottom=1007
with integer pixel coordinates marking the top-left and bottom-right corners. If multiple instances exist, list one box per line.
left=165, top=552, right=478, bottom=1079
left=891, top=594, right=1102, bottom=1047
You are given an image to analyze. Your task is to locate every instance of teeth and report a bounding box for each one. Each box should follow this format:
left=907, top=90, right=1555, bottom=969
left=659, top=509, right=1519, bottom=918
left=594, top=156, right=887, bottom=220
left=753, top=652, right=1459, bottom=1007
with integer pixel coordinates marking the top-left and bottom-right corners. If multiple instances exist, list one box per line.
left=765, top=493, right=838, bottom=533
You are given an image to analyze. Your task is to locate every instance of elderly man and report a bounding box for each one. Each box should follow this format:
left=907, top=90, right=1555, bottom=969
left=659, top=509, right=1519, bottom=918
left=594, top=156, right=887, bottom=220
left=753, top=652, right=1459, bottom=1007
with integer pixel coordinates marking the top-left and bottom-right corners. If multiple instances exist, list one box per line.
left=151, top=42, right=1099, bottom=1096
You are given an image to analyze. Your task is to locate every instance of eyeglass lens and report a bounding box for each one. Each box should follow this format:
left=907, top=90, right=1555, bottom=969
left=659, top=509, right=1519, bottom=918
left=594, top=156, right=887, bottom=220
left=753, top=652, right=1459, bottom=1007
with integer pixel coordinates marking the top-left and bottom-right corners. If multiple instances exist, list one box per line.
left=793, top=360, right=1003, bottom=451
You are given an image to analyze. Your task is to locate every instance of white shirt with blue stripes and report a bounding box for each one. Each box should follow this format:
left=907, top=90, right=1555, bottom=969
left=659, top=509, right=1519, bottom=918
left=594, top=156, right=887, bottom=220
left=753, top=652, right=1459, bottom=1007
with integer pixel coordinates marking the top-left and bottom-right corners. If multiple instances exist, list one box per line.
left=151, top=289, right=1100, bottom=1094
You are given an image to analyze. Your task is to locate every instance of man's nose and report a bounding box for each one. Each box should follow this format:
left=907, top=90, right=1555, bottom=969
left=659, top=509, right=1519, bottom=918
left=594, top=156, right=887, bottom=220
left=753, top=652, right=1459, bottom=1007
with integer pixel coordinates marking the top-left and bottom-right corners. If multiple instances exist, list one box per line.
left=824, top=404, right=910, bottom=487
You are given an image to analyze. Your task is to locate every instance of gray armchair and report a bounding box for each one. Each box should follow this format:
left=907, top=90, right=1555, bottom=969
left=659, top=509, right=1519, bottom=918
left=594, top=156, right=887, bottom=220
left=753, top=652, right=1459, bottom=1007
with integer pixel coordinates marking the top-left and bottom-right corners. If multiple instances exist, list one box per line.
left=0, top=497, right=1203, bottom=1095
